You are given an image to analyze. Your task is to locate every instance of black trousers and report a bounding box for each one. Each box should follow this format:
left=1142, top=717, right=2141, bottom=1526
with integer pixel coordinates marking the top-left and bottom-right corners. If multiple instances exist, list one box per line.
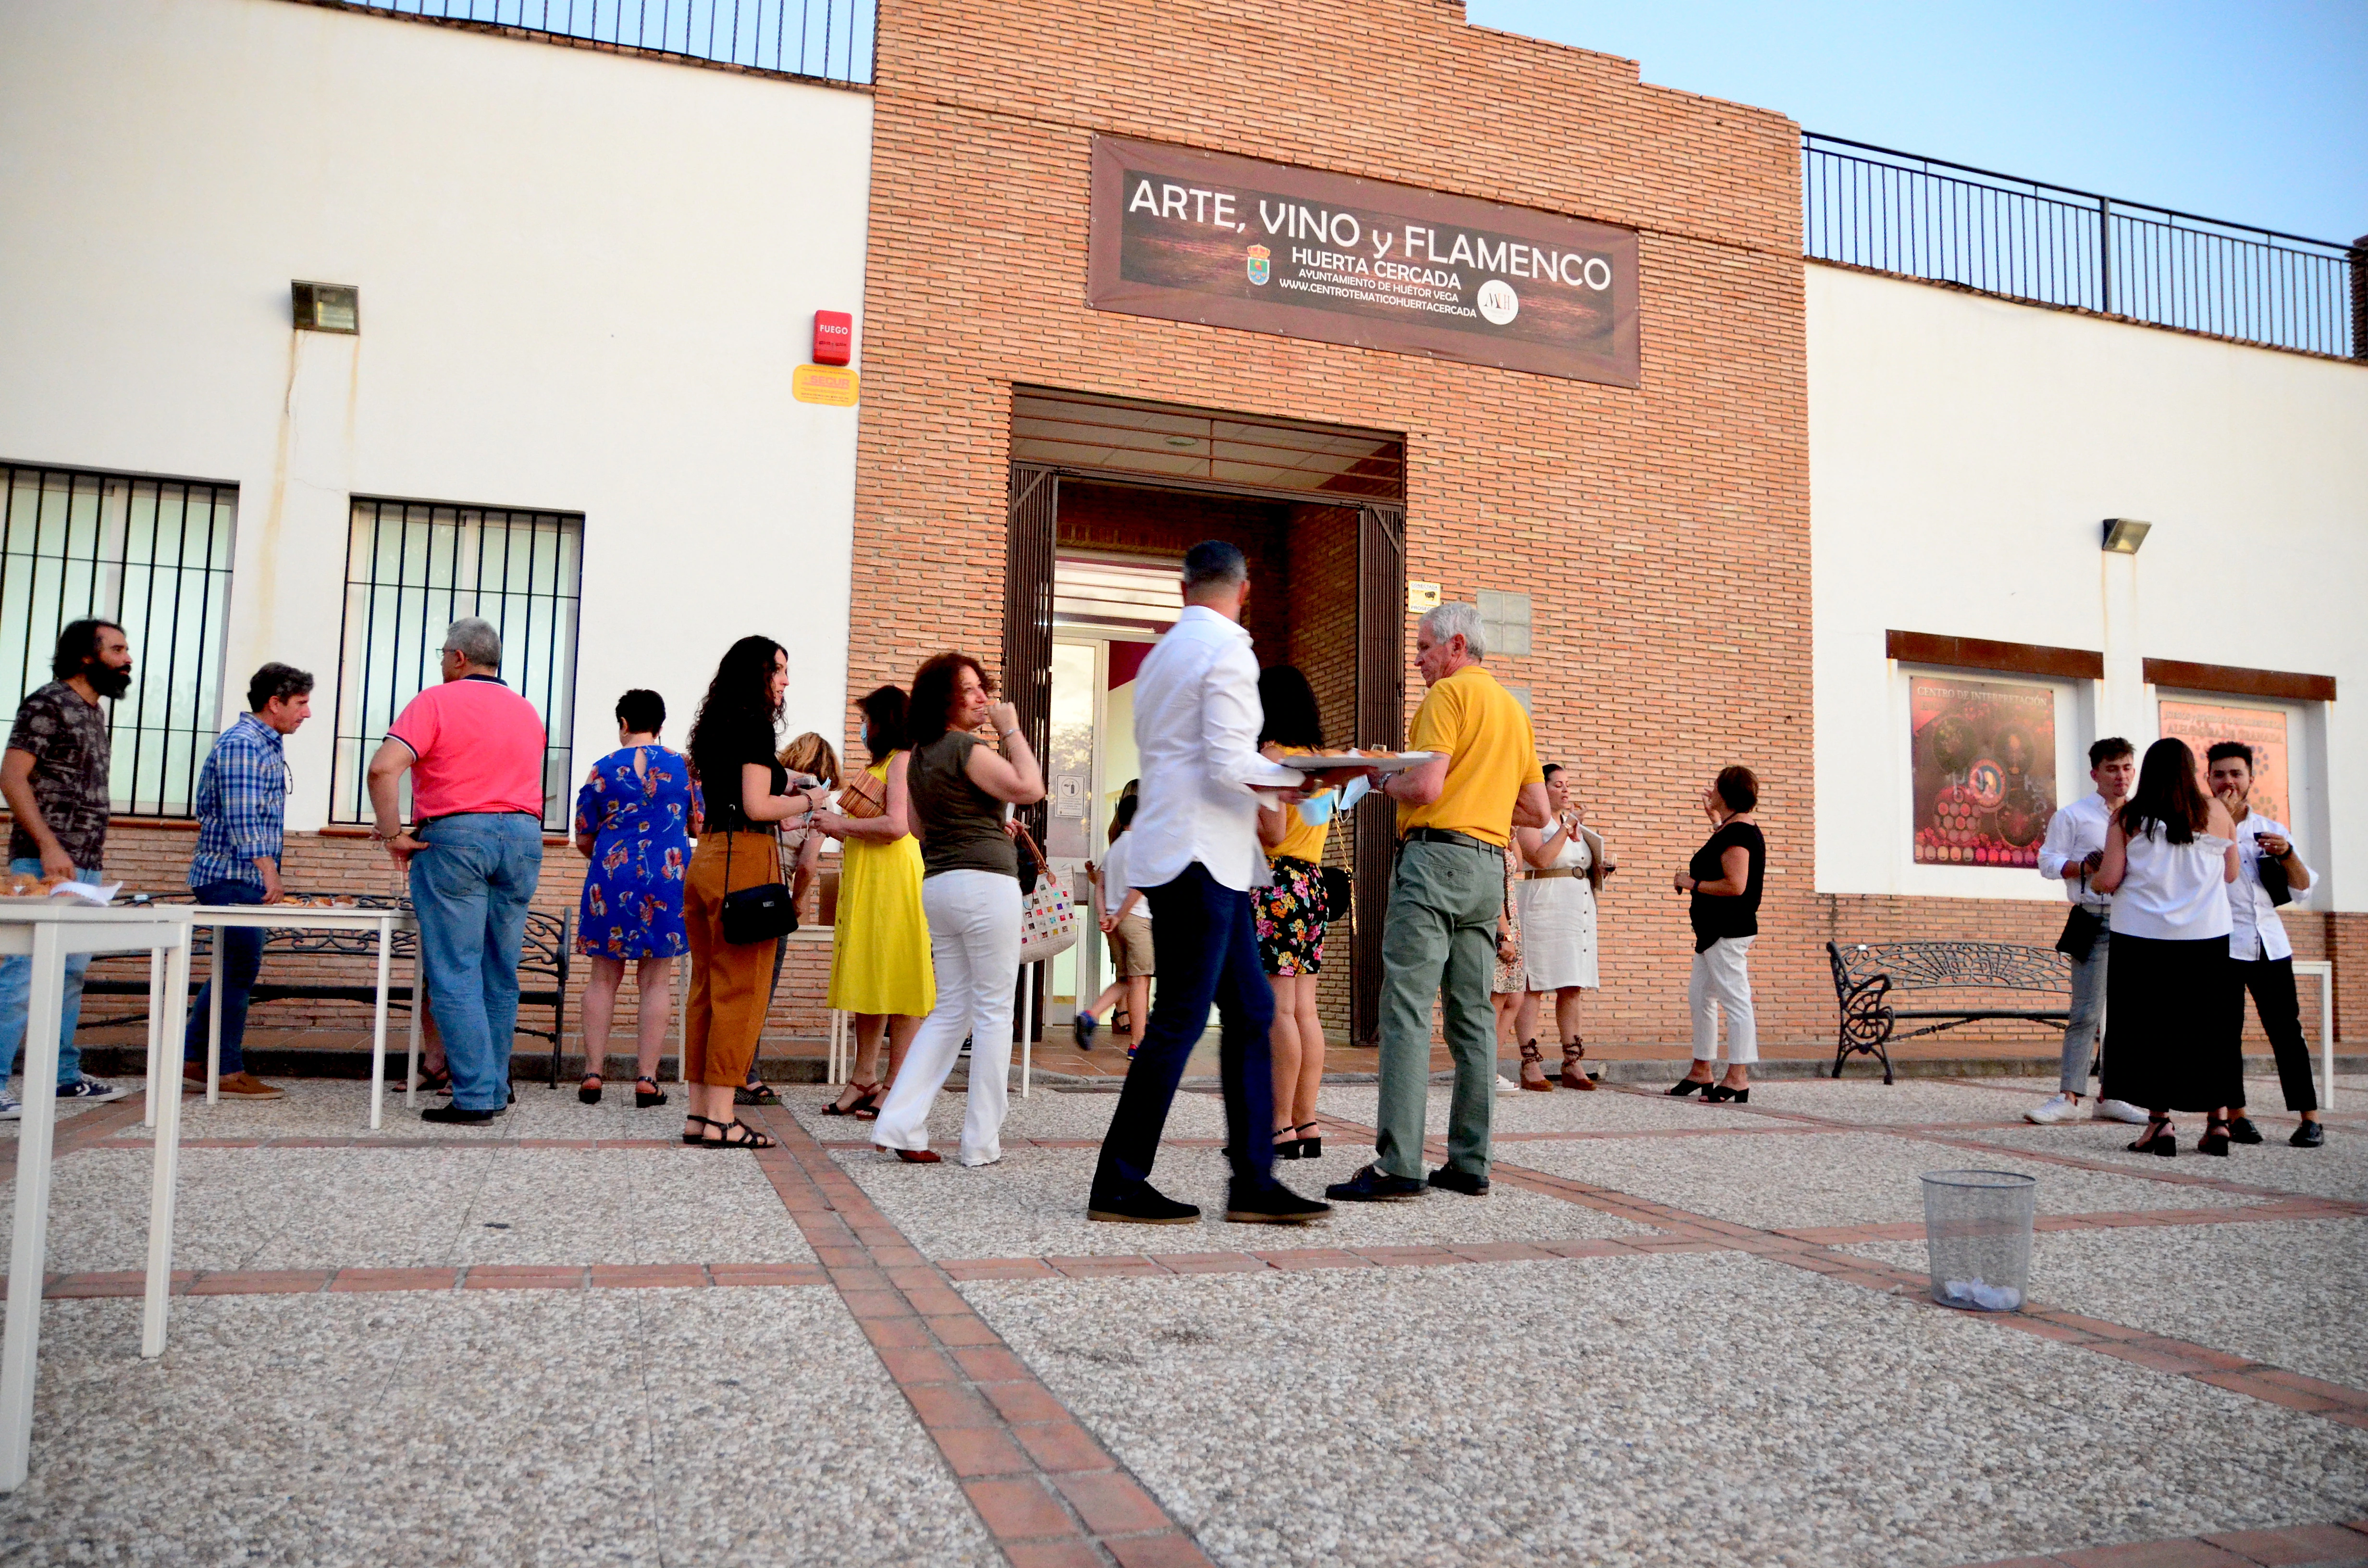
left=2232, top=955, right=2318, bottom=1115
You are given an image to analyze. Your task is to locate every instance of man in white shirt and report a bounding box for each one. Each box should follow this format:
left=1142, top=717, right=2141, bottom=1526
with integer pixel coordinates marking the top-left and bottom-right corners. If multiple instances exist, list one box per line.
left=2207, top=742, right=2324, bottom=1149
left=2028, top=738, right=2148, bottom=1126
left=1087, top=542, right=1332, bottom=1226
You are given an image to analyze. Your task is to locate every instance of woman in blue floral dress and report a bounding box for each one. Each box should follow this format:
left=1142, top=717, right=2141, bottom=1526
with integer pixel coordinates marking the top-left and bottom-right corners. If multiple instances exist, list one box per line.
left=572, top=690, right=702, bottom=1109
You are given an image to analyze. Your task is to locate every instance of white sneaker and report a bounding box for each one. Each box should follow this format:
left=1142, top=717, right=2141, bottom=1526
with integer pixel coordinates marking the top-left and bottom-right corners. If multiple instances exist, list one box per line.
left=2092, top=1098, right=2150, bottom=1124
left=0, top=1091, right=17, bottom=1122
left=2024, top=1093, right=2082, bottom=1125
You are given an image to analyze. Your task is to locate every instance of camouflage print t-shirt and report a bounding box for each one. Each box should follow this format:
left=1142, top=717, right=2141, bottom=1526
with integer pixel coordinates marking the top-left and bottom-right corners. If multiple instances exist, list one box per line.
left=6, top=682, right=111, bottom=870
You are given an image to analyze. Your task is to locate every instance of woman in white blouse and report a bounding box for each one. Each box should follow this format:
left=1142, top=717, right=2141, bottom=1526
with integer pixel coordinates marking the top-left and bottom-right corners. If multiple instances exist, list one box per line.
left=1515, top=763, right=1613, bottom=1089
left=2091, top=737, right=2241, bottom=1157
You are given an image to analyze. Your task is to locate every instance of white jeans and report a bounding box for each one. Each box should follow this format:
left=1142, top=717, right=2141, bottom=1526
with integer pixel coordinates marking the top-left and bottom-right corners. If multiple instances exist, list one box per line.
left=870, top=870, right=1022, bottom=1165
left=1689, top=936, right=1758, bottom=1065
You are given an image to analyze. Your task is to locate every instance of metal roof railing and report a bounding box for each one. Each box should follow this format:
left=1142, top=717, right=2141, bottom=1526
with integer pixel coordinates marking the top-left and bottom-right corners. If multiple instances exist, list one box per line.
left=342, top=0, right=875, bottom=85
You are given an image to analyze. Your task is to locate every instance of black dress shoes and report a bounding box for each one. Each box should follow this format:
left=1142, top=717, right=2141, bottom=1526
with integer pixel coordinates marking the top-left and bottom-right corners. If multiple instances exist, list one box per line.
left=1425, top=1165, right=1490, bottom=1197
left=421, top=1102, right=504, bottom=1125
left=1086, top=1186, right=1202, bottom=1225
left=1324, top=1164, right=1426, bottom=1202
left=2291, top=1120, right=2326, bottom=1149
left=2225, top=1115, right=2265, bottom=1145
left=1224, top=1182, right=1332, bottom=1224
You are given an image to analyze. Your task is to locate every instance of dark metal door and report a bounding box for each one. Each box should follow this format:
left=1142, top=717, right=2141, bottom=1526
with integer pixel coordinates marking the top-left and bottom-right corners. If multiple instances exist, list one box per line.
left=1351, top=502, right=1406, bottom=1045
left=1004, top=464, right=1057, bottom=1041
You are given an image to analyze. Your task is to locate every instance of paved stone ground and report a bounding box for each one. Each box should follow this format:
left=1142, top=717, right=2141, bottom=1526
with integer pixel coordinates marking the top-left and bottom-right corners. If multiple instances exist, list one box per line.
left=0, top=1069, right=2362, bottom=1566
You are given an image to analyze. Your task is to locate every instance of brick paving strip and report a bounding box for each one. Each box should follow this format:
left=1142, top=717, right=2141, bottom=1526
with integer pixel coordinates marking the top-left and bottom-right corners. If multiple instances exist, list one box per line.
left=743, top=1103, right=1219, bottom=1568
left=1953, top=1517, right=2368, bottom=1566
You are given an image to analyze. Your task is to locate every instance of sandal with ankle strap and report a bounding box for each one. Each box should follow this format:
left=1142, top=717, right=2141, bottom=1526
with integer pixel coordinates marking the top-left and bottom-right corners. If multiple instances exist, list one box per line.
left=578, top=1075, right=603, bottom=1106
left=703, top=1118, right=776, bottom=1151
left=2197, top=1116, right=2232, bottom=1157
left=1517, top=1038, right=1555, bottom=1092
left=821, top=1080, right=880, bottom=1118
left=2128, top=1115, right=2176, bottom=1156
left=634, top=1076, right=667, bottom=1110
left=681, top=1115, right=717, bottom=1146
left=1296, top=1122, right=1322, bottom=1159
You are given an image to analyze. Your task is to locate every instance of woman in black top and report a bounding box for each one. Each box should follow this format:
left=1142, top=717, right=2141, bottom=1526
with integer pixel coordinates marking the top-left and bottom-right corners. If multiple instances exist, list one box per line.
left=1669, top=765, right=1766, bottom=1103
left=680, top=636, right=827, bottom=1149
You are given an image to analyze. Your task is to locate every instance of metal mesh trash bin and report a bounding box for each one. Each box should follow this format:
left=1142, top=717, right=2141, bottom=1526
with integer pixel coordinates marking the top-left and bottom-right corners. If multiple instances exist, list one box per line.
left=1920, top=1169, right=2036, bottom=1311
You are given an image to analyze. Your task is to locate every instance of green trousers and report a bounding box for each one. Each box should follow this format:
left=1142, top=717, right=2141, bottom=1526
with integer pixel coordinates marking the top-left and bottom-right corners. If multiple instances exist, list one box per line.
left=1374, top=838, right=1503, bottom=1179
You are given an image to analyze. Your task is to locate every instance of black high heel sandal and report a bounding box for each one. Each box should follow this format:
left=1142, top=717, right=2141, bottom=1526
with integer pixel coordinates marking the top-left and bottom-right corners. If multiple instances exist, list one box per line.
left=2197, top=1116, right=2232, bottom=1157
left=2128, top=1115, right=2176, bottom=1156
left=578, top=1075, right=603, bottom=1106
left=1666, top=1076, right=1711, bottom=1097
left=1274, top=1126, right=1303, bottom=1161
left=1296, top=1122, right=1321, bottom=1159
left=1702, top=1083, right=1750, bottom=1104
left=634, top=1076, right=667, bottom=1110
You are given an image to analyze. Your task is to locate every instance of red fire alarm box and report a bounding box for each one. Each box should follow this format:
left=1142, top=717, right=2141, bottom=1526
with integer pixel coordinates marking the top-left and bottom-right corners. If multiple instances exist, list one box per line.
left=813, top=311, right=853, bottom=367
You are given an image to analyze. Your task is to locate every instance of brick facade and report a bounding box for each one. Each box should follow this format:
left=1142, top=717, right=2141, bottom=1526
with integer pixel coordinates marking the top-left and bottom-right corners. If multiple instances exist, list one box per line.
left=847, top=0, right=1818, bottom=1044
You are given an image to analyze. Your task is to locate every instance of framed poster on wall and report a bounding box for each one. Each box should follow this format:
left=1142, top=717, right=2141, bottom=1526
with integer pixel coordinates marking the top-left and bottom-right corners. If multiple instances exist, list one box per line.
left=1909, top=675, right=2058, bottom=867
left=2158, top=701, right=2291, bottom=823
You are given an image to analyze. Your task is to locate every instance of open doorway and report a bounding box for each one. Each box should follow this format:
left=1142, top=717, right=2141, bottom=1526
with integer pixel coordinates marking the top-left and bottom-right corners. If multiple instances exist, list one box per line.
left=1005, top=388, right=1407, bottom=1044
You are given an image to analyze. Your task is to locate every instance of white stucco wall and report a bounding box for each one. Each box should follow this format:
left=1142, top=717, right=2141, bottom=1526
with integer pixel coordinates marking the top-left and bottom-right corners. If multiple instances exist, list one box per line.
left=1810, top=263, right=2368, bottom=907
left=0, top=0, right=871, bottom=828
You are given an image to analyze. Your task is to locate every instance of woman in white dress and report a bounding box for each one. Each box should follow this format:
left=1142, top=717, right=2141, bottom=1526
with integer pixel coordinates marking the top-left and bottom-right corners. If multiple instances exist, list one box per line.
left=1516, top=764, right=1613, bottom=1090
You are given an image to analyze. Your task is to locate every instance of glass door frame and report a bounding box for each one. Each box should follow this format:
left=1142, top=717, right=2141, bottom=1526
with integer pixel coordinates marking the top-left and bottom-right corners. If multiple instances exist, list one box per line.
left=1047, top=628, right=1158, bottom=1023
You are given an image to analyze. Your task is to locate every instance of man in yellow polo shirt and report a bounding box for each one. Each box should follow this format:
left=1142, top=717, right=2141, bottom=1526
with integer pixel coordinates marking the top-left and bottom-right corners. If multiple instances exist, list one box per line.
left=1328, top=601, right=1549, bottom=1202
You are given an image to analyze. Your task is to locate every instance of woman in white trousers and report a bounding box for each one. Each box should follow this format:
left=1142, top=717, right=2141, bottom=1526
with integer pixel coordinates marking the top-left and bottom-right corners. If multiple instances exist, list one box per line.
left=868, top=651, right=1044, bottom=1166
left=1669, top=767, right=1767, bottom=1104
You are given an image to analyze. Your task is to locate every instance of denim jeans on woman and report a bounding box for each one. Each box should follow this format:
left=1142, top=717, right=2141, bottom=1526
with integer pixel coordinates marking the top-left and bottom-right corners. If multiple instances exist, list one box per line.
left=0, top=858, right=99, bottom=1086
left=184, top=878, right=266, bottom=1076
left=409, top=813, right=543, bottom=1112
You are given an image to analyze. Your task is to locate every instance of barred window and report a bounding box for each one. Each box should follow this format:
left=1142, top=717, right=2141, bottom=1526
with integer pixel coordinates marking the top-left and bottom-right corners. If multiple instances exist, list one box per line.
left=330, top=498, right=582, bottom=830
left=0, top=463, right=235, bottom=817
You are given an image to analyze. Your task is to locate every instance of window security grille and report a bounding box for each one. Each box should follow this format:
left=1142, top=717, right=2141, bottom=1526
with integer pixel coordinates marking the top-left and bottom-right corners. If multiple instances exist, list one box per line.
left=0, top=463, right=235, bottom=817
left=1477, top=589, right=1533, bottom=658
left=331, top=498, right=582, bottom=831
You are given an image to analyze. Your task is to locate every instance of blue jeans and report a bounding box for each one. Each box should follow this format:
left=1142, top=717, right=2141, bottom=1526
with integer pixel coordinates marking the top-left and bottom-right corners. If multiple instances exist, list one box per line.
left=0, top=858, right=99, bottom=1086
left=185, top=878, right=266, bottom=1075
left=1090, top=861, right=1277, bottom=1203
left=409, top=813, right=543, bottom=1111
left=2060, top=925, right=2109, bottom=1093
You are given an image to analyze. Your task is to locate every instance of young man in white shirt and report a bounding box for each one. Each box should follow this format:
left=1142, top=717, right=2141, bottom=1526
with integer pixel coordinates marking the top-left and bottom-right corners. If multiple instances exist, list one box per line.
left=1087, top=542, right=1330, bottom=1227
left=2207, top=742, right=2324, bottom=1149
left=2028, top=738, right=2148, bottom=1126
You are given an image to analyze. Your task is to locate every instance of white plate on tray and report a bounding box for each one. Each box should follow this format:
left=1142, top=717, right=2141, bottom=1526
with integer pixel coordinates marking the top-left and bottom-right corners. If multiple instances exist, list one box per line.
left=1288, top=750, right=1441, bottom=775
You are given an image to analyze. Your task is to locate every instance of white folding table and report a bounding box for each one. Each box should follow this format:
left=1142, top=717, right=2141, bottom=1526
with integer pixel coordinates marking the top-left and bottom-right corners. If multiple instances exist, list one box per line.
left=0, top=902, right=193, bottom=1493
left=2292, top=959, right=2337, bottom=1112
left=173, top=904, right=419, bottom=1132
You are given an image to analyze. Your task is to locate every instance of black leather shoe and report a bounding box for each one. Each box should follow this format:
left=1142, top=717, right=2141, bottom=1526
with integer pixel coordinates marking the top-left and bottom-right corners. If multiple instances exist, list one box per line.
left=2225, top=1115, right=2264, bottom=1145
left=1224, top=1182, right=1332, bottom=1224
left=421, top=1102, right=503, bottom=1125
left=1425, top=1165, right=1490, bottom=1197
left=2291, top=1120, right=2325, bottom=1149
left=1324, top=1163, right=1425, bottom=1202
left=1086, top=1187, right=1201, bottom=1225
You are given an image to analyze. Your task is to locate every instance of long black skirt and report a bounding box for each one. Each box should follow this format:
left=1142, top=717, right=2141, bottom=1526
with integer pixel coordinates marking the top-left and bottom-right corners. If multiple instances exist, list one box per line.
left=2099, top=931, right=2243, bottom=1114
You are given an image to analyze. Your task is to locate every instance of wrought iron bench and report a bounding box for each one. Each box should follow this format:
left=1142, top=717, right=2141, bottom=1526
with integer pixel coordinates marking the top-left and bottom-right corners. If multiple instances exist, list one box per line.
left=1827, top=940, right=2071, bottom=1083
left=79, top=893, right=571, bottom=1055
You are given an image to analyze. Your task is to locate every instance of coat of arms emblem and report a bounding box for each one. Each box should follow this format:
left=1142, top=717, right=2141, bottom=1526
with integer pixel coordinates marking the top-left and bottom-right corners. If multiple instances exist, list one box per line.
left=1246, top=245, right=1270, bottom=286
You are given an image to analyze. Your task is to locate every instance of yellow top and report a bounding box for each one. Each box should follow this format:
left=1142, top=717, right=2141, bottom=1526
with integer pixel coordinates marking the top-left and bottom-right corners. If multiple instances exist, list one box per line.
left=1267, top=746, right=1329, bottom=864
left=1397, top=664, right=1543, bottom=848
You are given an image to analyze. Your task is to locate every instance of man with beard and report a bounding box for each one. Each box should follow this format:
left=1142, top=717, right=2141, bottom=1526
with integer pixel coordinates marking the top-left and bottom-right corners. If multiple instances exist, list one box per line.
left=0, top=619, right=136, bottom=1118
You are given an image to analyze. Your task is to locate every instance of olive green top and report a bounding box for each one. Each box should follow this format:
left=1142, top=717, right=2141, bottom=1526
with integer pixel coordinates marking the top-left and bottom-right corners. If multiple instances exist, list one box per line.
left=908, top=731, right=1019, bottom=880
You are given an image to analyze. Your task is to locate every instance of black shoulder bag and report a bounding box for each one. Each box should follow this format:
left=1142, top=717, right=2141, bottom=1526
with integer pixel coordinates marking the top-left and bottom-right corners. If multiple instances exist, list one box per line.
left=720, top=826, right=798, bottom=944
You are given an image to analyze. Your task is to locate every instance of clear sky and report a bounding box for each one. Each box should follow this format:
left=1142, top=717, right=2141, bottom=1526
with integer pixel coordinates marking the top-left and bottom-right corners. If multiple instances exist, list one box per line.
left=1466, top=1, right=2368, bottom=245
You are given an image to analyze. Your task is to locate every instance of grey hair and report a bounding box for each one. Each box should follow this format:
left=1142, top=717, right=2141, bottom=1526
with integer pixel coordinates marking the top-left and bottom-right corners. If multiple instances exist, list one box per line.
left=1420, top=600, right=1486, bottom=661
left=443, top=617, right=502, bottom=669
left=1181, top=539, right=1247, bottom=592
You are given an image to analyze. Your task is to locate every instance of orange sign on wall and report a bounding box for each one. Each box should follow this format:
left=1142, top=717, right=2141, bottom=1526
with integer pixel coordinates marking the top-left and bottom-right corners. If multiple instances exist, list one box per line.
left=2158, top=701, right=2290, bottom=824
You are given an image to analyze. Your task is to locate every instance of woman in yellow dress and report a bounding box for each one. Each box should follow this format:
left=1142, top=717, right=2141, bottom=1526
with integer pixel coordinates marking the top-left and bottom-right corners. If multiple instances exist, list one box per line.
left=811, top=686, right=935, bottom=1117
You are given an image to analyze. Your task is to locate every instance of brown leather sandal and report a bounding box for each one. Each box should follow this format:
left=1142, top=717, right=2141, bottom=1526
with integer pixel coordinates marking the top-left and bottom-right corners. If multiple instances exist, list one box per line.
left=1560, top=1038, right=1597, bottom=1091
left=1517, top=1039, right=1555, bottom=1092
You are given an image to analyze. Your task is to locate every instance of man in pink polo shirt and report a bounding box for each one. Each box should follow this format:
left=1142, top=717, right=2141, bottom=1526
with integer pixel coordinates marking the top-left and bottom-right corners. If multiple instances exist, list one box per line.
left=366, top=617, right=548, bottom=1123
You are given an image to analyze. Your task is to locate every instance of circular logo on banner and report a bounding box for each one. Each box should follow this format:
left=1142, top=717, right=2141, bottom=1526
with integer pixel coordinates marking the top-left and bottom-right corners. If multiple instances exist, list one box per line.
left=1476, top=279, right=1519, bottom=325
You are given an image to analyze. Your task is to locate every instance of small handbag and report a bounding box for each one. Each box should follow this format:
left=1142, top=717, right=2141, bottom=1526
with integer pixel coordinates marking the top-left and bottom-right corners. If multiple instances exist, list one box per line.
left=720, top=827, right=798, bottom=945
left=1321, top=864, right=1353, bottom=923
left=1011, top=824, right=1079, bottom=965
left=2054, top=905, right=2104, bottom=962
left=837, top=766, right=887, bottom=821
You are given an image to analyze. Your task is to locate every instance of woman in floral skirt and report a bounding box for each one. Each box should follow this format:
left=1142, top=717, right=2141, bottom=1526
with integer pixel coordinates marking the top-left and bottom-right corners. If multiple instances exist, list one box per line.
left=572, top=689, right=701, bottom=1109
left=1255, top=665, right=1334, bottom=1161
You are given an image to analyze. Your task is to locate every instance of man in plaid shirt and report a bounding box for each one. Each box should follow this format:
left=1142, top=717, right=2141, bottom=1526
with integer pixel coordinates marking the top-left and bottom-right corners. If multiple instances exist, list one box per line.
left=181, top=663, right=315, bottom=1101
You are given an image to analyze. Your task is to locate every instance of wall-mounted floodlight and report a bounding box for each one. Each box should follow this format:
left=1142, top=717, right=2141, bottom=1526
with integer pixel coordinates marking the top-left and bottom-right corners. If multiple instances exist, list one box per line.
left=2101, top=518, right=2151, bottom=554
left=292, top=281, right=358, bottom=334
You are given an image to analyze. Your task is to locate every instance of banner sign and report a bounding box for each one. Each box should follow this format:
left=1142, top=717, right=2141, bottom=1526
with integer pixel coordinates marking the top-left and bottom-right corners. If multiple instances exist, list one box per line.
left=1088, top=136, right=1641, bottom=387
left=1910, top=676, right=2058, bottom=868
left=2159, top=701, right=2290, bottom=825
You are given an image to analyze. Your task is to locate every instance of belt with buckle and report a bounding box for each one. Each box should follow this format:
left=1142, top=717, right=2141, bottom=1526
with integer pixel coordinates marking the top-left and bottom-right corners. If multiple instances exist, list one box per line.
left=1522, top=867, right=1579, bottom=880
left=1401, top=827, right=1497, bottom=853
